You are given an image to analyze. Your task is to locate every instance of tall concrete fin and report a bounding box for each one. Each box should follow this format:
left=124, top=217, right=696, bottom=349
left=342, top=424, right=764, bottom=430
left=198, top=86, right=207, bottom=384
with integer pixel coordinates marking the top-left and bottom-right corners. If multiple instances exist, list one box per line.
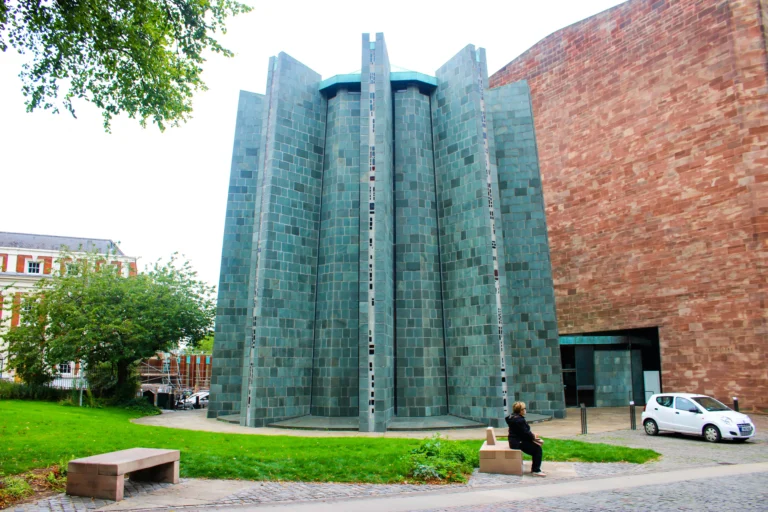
left=359, top=33, right=395, bottom=432
left=243, top=53, right=327, bottom=427
left=487, top=81, right=565, bottom=419
left=209, top=90, right=264, bottom=419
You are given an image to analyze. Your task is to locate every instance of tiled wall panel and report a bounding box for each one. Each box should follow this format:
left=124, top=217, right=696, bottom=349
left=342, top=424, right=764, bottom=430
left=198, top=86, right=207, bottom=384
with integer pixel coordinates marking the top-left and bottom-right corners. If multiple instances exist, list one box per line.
left=487, top=82, right=565, bottom=418
left=431, top=46, right=506, bottom=426
left=208, top=91, right=263, bottom=419
left=594, top=349, right=632, bottom=407
left=244, top=53, right=326, bottom=426
left=394, top=86, right=447, bottom=417
left=312, top=89, right=360, bottom=417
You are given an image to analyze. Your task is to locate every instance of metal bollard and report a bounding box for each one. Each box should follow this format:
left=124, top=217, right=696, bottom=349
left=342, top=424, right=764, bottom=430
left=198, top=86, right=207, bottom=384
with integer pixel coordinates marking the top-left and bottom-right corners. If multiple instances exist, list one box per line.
left=733, top=397, right=739, bottom=412
left=630, top=401, right=636, bottom=430
left=580, top=403, right=588, bottom=435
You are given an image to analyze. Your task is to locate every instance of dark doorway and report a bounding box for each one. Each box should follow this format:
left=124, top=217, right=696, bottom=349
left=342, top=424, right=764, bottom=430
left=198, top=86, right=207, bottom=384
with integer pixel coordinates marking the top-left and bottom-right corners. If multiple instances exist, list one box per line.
left=559, top=328, right=660, bottom=407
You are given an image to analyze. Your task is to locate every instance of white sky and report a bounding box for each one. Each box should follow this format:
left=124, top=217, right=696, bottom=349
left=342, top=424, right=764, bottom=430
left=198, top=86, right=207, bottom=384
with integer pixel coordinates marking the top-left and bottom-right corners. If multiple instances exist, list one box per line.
left=0, top=0, right=625, bottom=288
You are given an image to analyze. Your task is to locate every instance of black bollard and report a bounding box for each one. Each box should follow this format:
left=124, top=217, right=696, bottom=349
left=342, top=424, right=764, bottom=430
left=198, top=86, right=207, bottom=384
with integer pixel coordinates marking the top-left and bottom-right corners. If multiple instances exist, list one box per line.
left=580, top=403, right=588, bottom=435
left=630, top=401, right=636, bottom=430
left=733, top=397, right=739, bottom=412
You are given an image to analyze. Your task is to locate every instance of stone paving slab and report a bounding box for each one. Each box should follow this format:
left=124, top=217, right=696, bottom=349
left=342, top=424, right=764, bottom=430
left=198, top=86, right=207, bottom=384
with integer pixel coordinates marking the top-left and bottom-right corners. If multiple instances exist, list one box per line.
left=12, top=479, right=176, bottom=512
left=413, top=471, right=768, bottom=512
left=133, top=407, right=643, bottom=439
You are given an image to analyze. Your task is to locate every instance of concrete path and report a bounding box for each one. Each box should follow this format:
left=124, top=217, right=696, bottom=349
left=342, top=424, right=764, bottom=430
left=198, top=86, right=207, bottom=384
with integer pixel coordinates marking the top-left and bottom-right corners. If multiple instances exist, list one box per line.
left=131, top=406, right=651, bottom=439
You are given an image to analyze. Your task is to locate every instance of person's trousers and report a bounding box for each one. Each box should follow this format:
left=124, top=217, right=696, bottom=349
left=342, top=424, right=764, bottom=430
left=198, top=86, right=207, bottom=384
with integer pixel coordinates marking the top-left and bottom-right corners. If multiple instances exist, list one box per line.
left=509, top=440, right=543, bottom=472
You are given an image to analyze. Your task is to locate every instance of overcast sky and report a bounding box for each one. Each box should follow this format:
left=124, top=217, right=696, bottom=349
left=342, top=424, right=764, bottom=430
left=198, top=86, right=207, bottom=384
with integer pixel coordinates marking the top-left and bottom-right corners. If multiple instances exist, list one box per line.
left=0, top=0, right=625, bottom=288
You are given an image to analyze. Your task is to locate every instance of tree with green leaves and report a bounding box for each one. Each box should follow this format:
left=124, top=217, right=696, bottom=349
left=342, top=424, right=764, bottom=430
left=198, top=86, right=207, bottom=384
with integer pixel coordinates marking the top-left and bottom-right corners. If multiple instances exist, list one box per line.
left=1, top=293, right=55, bottom=386
left=0, top=0, right=251, bottom=130
left=182, top=333, right=214, bottom=354
left=3, top=253, right=215, bottom=398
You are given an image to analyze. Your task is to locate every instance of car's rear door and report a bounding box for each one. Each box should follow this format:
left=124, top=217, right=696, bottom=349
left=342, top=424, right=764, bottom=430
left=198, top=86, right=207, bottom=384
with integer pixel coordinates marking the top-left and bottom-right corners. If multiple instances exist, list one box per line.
left=650, top=395, right=676, bottom=429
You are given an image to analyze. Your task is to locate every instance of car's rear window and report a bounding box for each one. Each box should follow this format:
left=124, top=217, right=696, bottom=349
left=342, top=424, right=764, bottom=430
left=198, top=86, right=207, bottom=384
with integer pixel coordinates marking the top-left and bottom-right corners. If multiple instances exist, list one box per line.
left=656, top=396, right=673, bottom=407
left=691, top=396, right=730, bottom=412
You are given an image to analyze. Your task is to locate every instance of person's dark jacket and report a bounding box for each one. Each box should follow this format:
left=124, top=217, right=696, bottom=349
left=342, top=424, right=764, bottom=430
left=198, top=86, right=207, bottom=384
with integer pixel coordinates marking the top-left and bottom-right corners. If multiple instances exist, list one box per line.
left=505, top=413, right=535, bottom=448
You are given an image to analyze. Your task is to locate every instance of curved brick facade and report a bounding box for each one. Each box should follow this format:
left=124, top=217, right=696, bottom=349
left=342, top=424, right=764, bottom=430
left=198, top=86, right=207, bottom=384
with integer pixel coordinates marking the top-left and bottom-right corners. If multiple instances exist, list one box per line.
left=491, top=0, right=768, bottom=410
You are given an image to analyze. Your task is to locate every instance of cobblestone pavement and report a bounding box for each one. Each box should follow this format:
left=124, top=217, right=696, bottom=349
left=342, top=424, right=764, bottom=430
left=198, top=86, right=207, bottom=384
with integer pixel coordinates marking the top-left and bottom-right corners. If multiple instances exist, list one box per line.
left=413, top=471, right=768, bottom=511
left=209, top=481, right=450, bottom=507
left=12, top=479, right=176, bottom=512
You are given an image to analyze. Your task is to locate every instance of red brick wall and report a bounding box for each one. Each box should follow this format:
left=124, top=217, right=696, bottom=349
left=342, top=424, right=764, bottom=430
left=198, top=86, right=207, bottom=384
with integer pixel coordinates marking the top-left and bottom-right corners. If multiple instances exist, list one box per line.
left=491, top=0, right=768, bottom=410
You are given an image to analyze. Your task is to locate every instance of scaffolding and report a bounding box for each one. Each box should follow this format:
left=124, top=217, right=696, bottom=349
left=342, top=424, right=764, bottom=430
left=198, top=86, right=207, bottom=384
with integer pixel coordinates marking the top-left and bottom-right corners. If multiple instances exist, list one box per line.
left=139, top=351, right=211, bottom=395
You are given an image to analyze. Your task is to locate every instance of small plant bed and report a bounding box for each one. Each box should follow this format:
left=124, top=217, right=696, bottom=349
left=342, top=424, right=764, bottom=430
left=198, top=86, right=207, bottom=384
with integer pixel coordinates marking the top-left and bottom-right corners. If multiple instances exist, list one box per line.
left=0, top=465, right=67, bottom=509
left=0, top=400, right=659, bottom=504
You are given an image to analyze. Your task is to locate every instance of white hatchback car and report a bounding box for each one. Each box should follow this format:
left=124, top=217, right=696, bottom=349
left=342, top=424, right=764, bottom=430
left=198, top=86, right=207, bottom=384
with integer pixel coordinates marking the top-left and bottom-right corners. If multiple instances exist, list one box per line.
left=642, top=393, right=756, bottom=442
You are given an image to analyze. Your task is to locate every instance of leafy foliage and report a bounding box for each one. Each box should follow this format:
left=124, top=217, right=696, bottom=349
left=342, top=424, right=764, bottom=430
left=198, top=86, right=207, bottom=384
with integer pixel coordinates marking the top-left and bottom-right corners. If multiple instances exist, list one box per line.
left=405, top=434, right=479, bottom=483
left=0, top=0, right=252, bottom=130
left=183, top=333, right=213, bottom=354
left=0, top=475, right=32, bottom=500
left=0, top=381, right=68, bottom=401
left=118, top=397, right=162, bottom=415
left=1, top=293, right=54, bottom=386
left=3, top=252, right=215, bottom=398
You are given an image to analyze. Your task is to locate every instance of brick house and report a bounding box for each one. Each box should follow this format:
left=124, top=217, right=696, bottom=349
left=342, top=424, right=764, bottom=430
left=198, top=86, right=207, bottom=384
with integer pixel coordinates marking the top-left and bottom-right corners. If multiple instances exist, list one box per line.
left=0, top=232, right=137, bottom=384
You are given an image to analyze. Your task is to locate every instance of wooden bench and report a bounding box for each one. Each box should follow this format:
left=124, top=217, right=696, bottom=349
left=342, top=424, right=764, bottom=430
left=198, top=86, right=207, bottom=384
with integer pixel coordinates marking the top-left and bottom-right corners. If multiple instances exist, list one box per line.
left=478, top=427, right=522, bottom=475
left=67, top=448, right=180, bottom=501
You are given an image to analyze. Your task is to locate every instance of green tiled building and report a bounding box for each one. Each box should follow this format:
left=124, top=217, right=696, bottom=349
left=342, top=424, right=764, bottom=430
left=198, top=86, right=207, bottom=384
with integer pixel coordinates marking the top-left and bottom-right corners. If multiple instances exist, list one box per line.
left=209, top=34, right=565, bottom=431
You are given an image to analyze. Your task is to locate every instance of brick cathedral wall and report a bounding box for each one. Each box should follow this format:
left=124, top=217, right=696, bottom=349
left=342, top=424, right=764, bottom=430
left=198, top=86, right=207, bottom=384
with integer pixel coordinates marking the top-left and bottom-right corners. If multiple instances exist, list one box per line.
left=490, top=0, right=768, bottom=409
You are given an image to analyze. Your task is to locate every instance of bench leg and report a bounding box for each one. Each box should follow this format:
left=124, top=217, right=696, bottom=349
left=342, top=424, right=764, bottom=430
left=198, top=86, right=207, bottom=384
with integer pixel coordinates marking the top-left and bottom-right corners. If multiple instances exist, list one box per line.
left=129, top=460, right=179, bottom=484
left=67, top=473, right=124, bottom=501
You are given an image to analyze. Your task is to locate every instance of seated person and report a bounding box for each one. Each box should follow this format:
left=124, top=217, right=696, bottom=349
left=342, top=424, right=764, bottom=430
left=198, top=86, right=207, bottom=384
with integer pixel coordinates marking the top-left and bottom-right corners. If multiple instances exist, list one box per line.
left=505, top=401, right=546, bottom=476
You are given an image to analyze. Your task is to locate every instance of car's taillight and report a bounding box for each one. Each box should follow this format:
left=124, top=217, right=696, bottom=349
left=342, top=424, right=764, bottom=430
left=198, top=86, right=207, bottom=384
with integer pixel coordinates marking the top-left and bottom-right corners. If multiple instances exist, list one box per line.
left=643, top=404, right=647, bottom=412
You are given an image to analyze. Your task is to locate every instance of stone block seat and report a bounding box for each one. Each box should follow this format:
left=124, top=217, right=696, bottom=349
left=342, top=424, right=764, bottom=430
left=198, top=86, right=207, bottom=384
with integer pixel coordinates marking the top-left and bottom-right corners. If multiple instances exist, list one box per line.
left=67, top=448, right=180, bottom=501
left=479, top=427, right=522, bottom=475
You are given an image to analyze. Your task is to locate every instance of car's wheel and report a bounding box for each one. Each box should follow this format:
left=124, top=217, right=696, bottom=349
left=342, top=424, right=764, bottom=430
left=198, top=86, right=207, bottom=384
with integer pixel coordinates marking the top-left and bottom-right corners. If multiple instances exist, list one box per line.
left=703, top=424, right=721, bottom=443
left=644, top=419, right=659, bottom=436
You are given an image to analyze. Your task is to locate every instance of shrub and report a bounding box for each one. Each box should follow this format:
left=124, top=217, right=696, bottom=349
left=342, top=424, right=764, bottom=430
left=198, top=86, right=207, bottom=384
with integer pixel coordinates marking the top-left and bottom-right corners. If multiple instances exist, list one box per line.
left=405, top=434, right=479, bottom=484
left=0, top=475, right=32, bottom=500
left=113, top=397, right=161, bottom=416
left=0, top=381, right=67, bottom=401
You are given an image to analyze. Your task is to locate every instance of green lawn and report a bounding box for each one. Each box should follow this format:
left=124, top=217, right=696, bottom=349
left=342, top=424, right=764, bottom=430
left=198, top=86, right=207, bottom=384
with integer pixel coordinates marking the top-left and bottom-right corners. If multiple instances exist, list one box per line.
left=0, top=400, right=659, bottom=483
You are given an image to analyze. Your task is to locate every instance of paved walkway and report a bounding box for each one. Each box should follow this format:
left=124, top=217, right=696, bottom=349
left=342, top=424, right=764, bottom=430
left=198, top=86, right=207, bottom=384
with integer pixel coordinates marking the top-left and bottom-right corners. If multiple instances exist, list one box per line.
left=130, top=406, right=651, bottom=439
left=14, top=410, right=768, bottom=511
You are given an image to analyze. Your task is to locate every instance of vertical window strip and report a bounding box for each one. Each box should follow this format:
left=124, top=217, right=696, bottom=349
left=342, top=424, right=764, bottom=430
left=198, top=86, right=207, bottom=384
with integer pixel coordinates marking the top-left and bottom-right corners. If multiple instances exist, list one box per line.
left=367, top=43, right=377, bottom=431
left=477, top=57, right=510, bottom=416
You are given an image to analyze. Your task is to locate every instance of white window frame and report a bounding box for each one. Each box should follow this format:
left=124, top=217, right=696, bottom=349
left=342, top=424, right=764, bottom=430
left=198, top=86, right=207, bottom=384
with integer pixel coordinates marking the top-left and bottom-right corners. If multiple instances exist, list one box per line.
left=26, top=260, right=41, bottom=274
left=59, top=362, right=72, bottom=375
